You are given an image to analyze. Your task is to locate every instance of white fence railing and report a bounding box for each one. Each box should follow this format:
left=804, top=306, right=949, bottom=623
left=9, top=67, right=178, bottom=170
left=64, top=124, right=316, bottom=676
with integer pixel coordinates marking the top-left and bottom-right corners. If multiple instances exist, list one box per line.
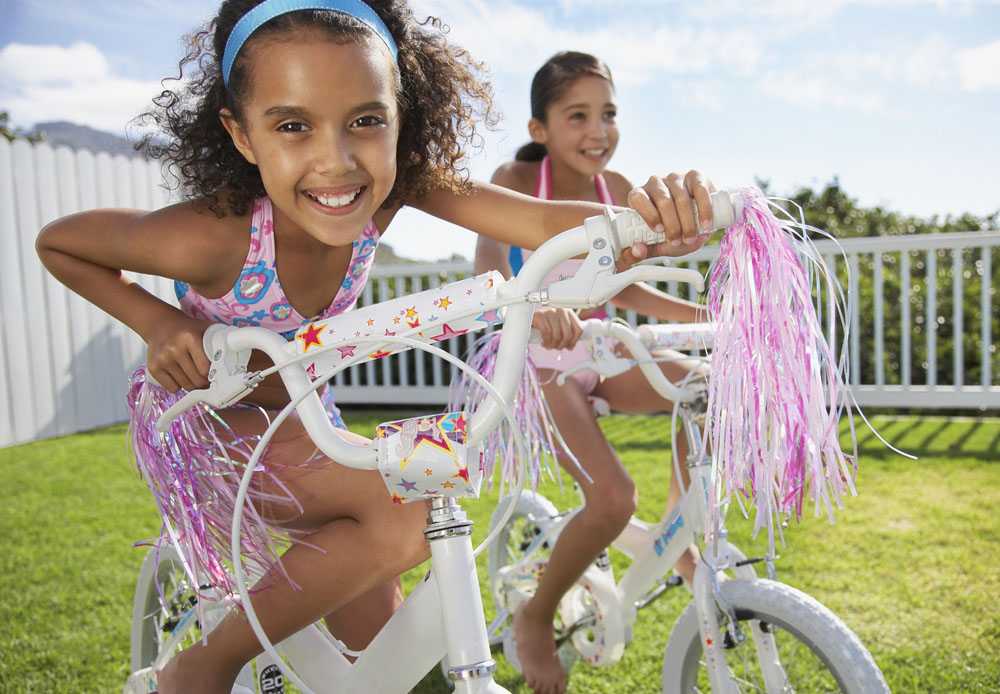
left=2, top=137, right=998, bottom=447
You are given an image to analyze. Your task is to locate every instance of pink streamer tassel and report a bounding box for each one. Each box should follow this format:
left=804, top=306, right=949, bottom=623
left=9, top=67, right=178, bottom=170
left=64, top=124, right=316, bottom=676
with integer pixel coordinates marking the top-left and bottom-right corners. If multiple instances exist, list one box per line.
left=126, top=367, right=313, bottom=608
left=448, top=332, right=577, bottom=498
left=705, top=188, right=857, bottom=553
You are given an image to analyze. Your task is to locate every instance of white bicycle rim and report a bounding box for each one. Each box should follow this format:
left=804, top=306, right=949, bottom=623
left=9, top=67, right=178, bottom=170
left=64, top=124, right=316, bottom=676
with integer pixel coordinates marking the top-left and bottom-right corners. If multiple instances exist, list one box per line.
left=661, top=579, right=888, bottom=694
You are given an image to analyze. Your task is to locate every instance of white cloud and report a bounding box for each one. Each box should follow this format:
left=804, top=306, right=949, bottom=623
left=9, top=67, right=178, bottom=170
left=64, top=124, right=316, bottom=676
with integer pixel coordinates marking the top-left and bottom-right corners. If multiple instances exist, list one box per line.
left=0, top=42, right=110, bottom=85
left=0, top=42, right=163, bottom=132
left=955, top=39, right=1000, bottom=91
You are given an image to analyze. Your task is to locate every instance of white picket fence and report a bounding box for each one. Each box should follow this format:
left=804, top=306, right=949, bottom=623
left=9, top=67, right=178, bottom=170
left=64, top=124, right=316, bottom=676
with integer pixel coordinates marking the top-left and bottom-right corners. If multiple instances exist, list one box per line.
left=2, top=137, right=998, bottom=448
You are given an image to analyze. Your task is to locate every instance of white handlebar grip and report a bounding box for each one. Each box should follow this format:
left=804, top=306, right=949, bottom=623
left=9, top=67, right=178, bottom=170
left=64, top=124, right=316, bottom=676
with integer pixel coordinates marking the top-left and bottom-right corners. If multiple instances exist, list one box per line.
left=614, top=190, right=743, bottom=250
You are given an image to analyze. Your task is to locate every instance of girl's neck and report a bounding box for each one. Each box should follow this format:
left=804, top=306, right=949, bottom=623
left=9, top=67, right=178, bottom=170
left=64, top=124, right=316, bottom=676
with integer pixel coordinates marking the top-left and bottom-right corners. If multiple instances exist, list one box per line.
left=545, top=156, right=603, bottom=203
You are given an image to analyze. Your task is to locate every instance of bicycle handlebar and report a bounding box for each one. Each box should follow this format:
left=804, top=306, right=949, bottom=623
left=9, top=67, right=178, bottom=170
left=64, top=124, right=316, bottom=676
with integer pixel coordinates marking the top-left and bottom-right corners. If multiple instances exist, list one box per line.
left=155, top=191, right=743, bottom=470
left=554, top=319, right=713, bottom=403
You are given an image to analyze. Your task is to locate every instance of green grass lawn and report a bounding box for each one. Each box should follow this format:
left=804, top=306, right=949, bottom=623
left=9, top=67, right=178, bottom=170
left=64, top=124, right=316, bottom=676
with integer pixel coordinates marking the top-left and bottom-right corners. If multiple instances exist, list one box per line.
left=1, top=413, right=998, bottom=693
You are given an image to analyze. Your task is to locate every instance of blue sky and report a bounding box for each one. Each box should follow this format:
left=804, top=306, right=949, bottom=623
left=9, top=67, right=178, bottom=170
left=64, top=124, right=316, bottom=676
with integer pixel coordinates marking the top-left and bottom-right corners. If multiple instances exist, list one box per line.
left=2, top=0, right=998, bottom=261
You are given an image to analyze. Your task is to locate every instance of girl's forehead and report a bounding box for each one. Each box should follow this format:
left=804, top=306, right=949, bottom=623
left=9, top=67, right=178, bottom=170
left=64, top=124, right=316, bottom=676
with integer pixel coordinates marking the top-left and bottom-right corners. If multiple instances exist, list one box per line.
left=241, top=29, right=398, bottom=104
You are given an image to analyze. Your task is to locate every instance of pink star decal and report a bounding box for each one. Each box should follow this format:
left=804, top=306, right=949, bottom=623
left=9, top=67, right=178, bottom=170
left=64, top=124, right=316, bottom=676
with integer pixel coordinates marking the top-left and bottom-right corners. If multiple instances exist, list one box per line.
left=338, top=345, right=357, bottom=358
left=296, top=323, right=324, bottom=353
left=430, top=323, right=468, bottom=342
left=476, top=309, right=502, bottom=325
left=384, top=328, right=396, bottom=336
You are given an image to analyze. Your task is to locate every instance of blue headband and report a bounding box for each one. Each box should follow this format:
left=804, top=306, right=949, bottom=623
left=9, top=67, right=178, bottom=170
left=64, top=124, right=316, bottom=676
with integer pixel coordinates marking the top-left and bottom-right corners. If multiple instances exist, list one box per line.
left=222, top=0, right=399, bottom=86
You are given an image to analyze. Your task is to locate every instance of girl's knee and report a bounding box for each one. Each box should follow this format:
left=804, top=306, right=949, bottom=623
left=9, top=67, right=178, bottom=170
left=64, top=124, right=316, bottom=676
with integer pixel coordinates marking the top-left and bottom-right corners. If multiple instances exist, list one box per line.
left=586, top=481, right=637, bottom=527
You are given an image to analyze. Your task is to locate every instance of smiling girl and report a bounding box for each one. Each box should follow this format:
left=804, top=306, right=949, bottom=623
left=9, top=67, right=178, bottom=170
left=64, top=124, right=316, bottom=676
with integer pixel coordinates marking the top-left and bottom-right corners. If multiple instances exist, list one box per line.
left=476, top=52, right=709, bottom=694
left=36, top=6, right=714, bottom=693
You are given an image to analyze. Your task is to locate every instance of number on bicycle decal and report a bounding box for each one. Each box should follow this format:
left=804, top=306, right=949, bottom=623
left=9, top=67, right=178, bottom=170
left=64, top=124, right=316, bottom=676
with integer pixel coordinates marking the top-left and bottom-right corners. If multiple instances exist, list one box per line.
left=259, top=664, right=285, bottom=694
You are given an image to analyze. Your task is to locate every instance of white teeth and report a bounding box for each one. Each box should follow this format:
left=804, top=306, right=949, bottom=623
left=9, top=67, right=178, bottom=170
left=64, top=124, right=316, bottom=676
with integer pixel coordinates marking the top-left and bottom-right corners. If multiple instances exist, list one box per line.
left=310, top=188, right=361, bottom=208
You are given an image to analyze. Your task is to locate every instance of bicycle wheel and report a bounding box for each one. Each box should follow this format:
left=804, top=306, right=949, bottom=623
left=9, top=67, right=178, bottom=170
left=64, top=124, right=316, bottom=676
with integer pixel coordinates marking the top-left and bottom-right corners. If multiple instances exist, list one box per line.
left=486, top=491, right=561, bottom=611
left=129, top=545, right=228, bottom=671
left=662, top=578, right=888, bottom=694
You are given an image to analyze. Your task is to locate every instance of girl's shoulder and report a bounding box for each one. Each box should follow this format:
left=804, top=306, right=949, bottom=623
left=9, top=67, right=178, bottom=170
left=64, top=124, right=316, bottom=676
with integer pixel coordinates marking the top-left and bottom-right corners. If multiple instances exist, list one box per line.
left=600, top=169, right=635, bottom=203
left=490, top=160, right=540, bottom=196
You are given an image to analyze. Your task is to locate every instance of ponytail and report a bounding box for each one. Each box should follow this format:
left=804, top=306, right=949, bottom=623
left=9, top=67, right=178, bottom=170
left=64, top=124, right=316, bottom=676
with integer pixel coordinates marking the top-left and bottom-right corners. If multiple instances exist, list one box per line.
left=515, top=141, right=547, bottom=162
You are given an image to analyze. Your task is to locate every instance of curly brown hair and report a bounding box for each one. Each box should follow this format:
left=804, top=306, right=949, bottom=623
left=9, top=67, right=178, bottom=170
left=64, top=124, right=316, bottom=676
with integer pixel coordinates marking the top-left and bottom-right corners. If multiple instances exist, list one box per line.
left=135, top=0, right=498, bottom=216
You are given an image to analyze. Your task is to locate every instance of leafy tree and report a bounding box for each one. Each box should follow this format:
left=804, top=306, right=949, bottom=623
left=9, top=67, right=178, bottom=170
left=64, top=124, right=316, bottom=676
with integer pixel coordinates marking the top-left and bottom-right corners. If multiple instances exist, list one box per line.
left=0, top=111, right=44, bottom=143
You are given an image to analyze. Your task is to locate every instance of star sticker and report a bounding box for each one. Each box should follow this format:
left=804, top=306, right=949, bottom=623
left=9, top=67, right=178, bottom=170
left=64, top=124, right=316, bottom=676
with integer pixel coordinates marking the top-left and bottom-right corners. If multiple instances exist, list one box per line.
left=297, top=323, right=324, bottom=352
left=393, top=316, right=401, bottom=324
left=453, top=412, right=467, bottom=432
left=306, top=363, right=316, bottom=378
left=367, top=318, right=374, bottom=326
left=430, top=323, right=468, bottom=342
left=454, top=466, right=470, bottom=483
left=397, top=479, right=418, bottom=492
left=369, top=349, right=393, bottom=360
left=425, top=468, right=434, bottom=476
left=384, top=328, right=396, bottom=336
left=441, top=481, right=455, bottom=489
left=486, top=278, right=494, bottom=288
left=476, top=309, right=502, bottom=325
left=391, top=493, right=405, bottom=505
left=407, top=319, right=421, bottom=329
left=437, top=296, right=452, bottom=310
left=337, top=345, right=357, bottom=358
left=405, top=307, right=418, bottom=320
left=466, top=289, right=474, bottom=295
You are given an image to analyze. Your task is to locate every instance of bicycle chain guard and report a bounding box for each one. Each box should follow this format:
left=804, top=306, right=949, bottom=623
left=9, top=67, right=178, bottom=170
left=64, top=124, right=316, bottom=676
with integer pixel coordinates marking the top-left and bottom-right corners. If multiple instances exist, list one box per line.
left=374, top=411, right=484, bottom=503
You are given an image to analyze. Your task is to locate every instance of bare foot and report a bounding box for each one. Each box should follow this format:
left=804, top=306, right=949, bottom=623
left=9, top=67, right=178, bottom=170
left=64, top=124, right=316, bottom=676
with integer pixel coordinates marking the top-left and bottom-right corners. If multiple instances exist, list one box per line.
left=513, top=601, right=566, bottom=694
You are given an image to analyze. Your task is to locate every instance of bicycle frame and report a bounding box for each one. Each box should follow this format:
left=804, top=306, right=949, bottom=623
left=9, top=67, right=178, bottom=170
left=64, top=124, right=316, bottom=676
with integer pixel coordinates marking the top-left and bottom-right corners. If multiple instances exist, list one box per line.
left=148, top=198, right=740, bottom=694
left=491, top=318, right=789, bottom=693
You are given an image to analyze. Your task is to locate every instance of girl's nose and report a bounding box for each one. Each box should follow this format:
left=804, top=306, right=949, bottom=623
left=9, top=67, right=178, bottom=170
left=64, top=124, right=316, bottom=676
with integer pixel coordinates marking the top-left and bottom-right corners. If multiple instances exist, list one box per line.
left=313, top=129, right=354, bottom=175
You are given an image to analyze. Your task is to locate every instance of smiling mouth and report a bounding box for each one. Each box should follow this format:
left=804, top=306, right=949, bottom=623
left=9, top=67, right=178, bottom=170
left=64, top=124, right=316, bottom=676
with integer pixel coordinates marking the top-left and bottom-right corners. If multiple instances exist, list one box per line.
left=305, top=188, right=363, bottom=209
left=582, top=148, right=608, bottom=159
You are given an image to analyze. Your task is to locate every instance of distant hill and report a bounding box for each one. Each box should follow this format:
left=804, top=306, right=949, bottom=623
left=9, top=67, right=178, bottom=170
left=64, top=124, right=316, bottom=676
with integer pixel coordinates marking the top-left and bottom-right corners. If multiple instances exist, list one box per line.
left=28, top=121, right=136, bottom=157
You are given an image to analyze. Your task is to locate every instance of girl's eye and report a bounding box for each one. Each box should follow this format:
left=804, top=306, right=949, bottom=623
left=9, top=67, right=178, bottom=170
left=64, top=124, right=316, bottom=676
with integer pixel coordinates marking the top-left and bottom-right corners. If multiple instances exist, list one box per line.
left=603, top=110, right=617, bottom=121
left=352, top=115, right=384, bottom=128
left=277, top=122, right=308, bottom=133
left=568, top=112, right=586, bottom=121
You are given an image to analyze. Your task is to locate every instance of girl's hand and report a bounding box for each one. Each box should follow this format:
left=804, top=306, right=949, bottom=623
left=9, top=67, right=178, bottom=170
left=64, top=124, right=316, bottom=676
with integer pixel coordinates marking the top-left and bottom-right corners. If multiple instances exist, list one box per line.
left=623, top=170, right=716, bottom=264
left=532, top=307, right=585, bottom=351
left=144, top=313, right=215, bottom=392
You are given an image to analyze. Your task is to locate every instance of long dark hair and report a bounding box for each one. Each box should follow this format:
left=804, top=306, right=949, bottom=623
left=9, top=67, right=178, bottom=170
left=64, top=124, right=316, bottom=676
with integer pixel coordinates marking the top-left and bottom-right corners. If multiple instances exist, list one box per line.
left=135, top=0, right=497, bottom=216
left=514, top=50, right=615, bottom=162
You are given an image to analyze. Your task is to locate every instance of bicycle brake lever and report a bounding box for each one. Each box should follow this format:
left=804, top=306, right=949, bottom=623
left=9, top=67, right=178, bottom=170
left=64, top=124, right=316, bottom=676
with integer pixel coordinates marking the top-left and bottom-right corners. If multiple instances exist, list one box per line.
left=155, top=325, right=255, bottom=432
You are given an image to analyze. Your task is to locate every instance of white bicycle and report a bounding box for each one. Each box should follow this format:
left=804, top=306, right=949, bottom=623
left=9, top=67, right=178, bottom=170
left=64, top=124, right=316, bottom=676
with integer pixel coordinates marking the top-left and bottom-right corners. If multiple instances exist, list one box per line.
left=484, top=324, right=890, bottom=691
left=126, top=196, right=740, bottom=693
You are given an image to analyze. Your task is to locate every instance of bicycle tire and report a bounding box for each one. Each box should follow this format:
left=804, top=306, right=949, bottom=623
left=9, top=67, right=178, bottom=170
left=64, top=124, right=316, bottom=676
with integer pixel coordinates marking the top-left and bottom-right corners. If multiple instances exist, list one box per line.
left=129, top=545, right=228, bottom=672
left=661, top=578, right=888, bottom=694
left=486, top=491, right=561, bottom=611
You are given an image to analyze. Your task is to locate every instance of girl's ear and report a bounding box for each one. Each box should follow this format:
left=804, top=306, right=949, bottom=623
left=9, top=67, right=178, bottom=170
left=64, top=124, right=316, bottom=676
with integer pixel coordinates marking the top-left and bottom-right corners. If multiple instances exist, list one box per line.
left=219, top=109, right=258, bottom=165
left=527, top=118, right=548, bottom=145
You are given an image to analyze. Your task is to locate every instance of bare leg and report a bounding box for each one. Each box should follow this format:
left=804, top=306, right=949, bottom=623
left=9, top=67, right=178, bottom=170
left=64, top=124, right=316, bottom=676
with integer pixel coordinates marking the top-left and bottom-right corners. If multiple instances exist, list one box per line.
left=155, top=411, right=430, bottom=694
left=514, top=372, right=637, bottom=694
left=597, top=348, right=707, bottom=584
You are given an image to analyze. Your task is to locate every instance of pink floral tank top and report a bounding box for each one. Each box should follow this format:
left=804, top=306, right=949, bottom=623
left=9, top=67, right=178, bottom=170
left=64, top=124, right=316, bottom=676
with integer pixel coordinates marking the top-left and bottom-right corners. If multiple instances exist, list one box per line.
left=175, top=196, right=379, bottom=339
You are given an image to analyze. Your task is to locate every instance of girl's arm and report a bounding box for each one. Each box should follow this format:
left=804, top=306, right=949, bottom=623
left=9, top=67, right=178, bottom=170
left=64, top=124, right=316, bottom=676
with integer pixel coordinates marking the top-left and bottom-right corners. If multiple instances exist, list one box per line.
left=36, top=203, right=241, bottom=390
left=414, top=172, right=714, bottom=261
left=610, top=282, right=708, bottom=323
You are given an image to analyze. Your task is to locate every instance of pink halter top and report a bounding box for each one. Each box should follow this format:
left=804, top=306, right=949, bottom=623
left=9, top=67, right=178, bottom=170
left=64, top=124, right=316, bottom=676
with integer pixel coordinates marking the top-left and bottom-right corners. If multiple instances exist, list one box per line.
left=175, top=196, right=379, bottom=339
left=510, top=155, right=616, bottom=286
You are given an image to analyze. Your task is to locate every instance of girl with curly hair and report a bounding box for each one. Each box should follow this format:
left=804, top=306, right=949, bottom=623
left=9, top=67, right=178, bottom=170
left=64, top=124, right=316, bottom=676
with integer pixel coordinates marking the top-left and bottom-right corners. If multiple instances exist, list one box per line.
left=37, top=2, right=714, bottom=692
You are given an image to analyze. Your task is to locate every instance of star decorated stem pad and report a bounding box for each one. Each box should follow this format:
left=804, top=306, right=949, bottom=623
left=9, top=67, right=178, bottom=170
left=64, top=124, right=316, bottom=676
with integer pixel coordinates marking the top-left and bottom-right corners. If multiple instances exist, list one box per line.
left=375, top=412, right=485, bottom=503
left=292, top=271, right=505, bottom=378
